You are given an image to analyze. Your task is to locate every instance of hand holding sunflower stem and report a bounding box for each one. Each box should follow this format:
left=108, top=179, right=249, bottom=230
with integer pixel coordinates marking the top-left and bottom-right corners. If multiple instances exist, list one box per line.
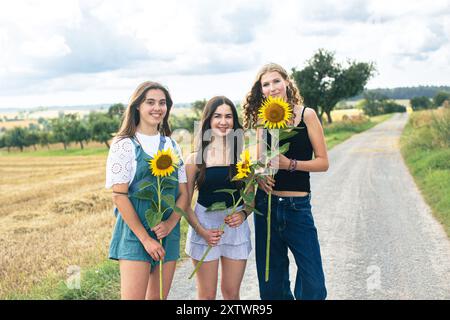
left=146, top=148, right=181, bottom=300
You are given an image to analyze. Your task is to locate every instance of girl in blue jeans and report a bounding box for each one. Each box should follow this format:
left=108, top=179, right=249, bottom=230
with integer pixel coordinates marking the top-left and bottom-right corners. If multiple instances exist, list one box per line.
left=242, top=63, right=329, bottom=300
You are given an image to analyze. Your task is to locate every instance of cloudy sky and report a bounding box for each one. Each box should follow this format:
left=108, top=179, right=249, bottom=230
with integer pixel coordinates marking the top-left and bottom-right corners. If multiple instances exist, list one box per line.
left=0, top=0, right=449, bottom=109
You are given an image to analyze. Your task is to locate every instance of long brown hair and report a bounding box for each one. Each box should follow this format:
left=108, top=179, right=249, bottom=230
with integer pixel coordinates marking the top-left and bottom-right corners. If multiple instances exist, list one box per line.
left=242, top=63, right=303, bottom=129
left=116, top=81, right=173, bottom=139
left=195, top=96, right=244, bottom=190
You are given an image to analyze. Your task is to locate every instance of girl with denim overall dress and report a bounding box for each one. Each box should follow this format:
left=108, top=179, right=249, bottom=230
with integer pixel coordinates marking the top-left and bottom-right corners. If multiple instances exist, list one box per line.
left=109, top=135, right=181, bottom=266
left=242, top=63, right=329, bottom=300
left=106, top=81, right=188, bottom=300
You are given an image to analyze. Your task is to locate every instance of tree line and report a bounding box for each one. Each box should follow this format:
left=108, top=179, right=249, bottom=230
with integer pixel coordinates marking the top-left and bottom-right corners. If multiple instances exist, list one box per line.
left=352, top=86, right=450, bottom=100
left=3, top=49, right=445, bottom=152
left=0, top=104, right=124, bottom=152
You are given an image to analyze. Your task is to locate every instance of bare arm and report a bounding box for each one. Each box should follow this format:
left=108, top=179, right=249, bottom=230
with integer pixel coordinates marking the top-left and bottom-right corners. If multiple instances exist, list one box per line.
left=185, top=153, right=223, bottom=246
left=296, top=107, right=329, bottom=172
left=274, top=107, right=329, bottom=172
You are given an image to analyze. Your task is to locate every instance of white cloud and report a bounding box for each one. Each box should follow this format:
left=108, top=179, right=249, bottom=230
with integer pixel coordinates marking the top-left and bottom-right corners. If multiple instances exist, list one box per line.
left=0, top=0, right=449, bottom=108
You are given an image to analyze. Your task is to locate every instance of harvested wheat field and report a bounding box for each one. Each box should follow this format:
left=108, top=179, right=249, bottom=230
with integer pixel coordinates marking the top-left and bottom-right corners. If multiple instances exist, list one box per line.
left=0, top=155, right=115, bottom=298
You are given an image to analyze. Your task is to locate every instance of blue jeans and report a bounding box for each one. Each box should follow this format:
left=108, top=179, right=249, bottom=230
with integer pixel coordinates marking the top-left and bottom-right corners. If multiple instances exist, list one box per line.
left=254, top=189, right=327, bottom=300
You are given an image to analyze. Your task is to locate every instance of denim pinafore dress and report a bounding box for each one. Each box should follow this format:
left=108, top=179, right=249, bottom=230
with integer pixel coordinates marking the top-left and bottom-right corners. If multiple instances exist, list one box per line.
left=109, top=135, right=181, bottom=267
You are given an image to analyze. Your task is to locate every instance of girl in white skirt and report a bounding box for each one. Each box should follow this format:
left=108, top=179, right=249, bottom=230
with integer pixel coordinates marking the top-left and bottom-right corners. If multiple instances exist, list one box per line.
left=185, top=96, right=252, bottom=300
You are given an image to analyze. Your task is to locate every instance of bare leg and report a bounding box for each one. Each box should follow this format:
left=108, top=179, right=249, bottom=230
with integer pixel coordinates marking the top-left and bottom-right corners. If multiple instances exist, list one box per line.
left=220, top=257, right=247, bottom=300
left=119, top=260, right=151, bottom=300
left=192, top=258, right=219, bottom=300
left=145, top=261, right=177, bottom=300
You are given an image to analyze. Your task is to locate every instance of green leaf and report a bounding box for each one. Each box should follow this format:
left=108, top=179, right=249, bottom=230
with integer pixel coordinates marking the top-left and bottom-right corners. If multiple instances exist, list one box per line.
left=138, top=181, right=154, bottom=191
left=130, top=190, right=152, bottom=201
left=145, top=209, right=162, bottom=229
left=161, top=194, right=176, bottom=208
left=174, top=206, right=188, bottom=218
left=163, top=175, right=178, bottom=183
left=161, top=181, right=176, bottom=190
left=214, top=189, right=237, bottom=196
left=241, top=191, right=255, bottom=205
left=246, top=205, right=264, bottom=216
left=290, top=126, right=306, bottom=130
left=161, top=175, right=178, bottom=191
left=206, top=201, right=228, bottom=212
left=231, top=175, right=241, bottom=182
left=278, top=142, right=291, bottom=154
left=278, top=130, right=298, bottom=141
left=150, top=198, right=159, bottom=212
left=266, top=142, right=291, bottom=159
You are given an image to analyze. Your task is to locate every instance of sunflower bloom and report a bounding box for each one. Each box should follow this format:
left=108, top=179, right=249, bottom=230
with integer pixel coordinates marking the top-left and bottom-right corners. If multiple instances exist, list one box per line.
left=149, top=149, right=179, bottom=177
left=258, top=96, right=292, bottom=129
left=235, top=149, right=252, bottom=180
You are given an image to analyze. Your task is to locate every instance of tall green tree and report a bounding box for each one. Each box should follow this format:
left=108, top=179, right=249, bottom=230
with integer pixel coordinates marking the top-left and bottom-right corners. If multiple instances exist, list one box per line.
left=292, top=49, right=376, bottom=123
left=8, top=127, right=28, bottom=152
left=39, top=130, right=53, bottom=150
left=88, top=112, right=119, bottom=148
left=433, top=91, right=450, bottom=107
left=191, top=99, right=207, bottom=117
left=26, top=129, right=40, bottom=151
left=108, top=103, right=125, bottom=119
left=65, top=114, right=90, bottom=149
left=50, top=117, right=71, bottom=150
left=410, top=96, right=433, bottom=111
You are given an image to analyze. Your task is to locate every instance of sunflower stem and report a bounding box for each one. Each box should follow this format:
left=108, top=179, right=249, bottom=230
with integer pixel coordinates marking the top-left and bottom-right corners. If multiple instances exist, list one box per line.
left=157, top=176, right=163, bottom=300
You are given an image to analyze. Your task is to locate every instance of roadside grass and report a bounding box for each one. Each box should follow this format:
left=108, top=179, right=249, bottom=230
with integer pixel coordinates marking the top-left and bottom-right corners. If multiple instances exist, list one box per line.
left=324, top=113, right=393, bottom=149
left=400, top=108, right=450, bottom=238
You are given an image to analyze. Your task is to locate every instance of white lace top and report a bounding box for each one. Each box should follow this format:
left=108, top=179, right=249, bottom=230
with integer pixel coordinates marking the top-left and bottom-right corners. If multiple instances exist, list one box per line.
left=105, top=132, right=187, bottom=189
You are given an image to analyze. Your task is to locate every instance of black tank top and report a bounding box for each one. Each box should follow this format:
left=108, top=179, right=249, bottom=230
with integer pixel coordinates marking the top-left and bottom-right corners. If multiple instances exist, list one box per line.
left=267, top=107, right=313, bottom=192
left=197, top=166, right=241, bottom=208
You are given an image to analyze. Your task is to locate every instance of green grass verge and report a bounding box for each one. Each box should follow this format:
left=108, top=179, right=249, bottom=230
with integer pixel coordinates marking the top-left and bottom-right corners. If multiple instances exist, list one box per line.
left=324, top=113, right=393, bottom=149
left=400, top=109, right=450, bottom=238
left=7, top=113, right=396, bottom=299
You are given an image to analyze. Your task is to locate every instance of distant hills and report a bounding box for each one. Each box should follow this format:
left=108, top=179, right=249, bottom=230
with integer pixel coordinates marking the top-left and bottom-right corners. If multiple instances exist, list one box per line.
left=0, top=102, right=193, bottom=115
left=350, top=85, right=450, bottom=100
left=2, top=85, right=449, bottom=114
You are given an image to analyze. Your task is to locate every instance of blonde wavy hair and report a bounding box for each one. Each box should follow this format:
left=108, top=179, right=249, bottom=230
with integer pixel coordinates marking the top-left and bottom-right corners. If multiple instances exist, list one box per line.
left=242, top=63, right=303, bottom=129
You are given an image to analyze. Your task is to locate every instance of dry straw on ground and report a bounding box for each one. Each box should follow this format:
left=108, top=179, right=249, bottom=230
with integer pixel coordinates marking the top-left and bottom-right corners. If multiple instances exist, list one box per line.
left=0, top=155, right=115, bottom=298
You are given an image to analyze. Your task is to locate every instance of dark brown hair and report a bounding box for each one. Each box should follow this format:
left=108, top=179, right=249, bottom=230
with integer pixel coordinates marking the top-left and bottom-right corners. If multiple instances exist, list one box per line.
left=116, top=81, right=173, bottom=139
left=195, top=96, right=244, bottom=190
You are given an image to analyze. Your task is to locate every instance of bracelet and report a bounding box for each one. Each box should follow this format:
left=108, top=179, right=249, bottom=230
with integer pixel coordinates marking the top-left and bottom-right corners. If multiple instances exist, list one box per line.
left=242, top=209, right=249, bottom=220
left=112, top=191, right=128, bottom=195
left=288, top=159, right=297, bottom=172
left=193, top=222, right=200, bottom=233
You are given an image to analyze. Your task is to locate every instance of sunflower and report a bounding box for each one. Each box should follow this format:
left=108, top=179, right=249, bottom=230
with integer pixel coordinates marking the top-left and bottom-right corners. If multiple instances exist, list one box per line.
left=258, top=96, right=292, bottom=129
left=149, top=149, right=179, bottom=177
left=235, top=149, right=252, bottom=180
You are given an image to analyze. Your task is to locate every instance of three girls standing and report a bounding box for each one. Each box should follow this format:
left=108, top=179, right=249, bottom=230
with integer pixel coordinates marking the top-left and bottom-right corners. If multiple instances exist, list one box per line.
left=107, top=62, right=328, bottom=300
